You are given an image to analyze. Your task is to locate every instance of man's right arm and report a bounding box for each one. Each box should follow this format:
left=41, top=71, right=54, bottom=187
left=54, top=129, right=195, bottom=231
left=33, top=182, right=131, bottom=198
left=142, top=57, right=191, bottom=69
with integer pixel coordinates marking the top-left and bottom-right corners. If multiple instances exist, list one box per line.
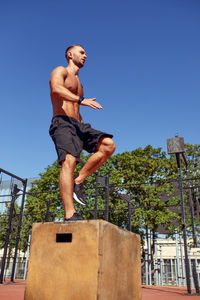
left=50, top=66, right=102, bottom=109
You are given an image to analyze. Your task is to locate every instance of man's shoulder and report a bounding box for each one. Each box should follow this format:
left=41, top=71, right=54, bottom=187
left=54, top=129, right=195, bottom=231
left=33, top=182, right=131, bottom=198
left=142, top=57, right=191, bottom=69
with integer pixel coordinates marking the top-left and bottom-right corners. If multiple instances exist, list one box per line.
left=52, top=66, right=68, bottom=75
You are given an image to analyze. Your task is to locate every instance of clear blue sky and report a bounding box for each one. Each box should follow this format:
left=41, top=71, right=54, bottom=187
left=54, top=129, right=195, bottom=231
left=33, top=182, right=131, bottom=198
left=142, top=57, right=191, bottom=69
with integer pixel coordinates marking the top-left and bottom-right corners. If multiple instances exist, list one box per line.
left=1, top=0, right=200, bottom=179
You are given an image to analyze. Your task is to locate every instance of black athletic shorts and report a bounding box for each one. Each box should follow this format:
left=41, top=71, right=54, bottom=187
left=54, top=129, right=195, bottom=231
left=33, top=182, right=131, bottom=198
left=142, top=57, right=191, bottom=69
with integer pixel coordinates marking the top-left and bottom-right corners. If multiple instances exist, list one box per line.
left=49, top=115, right=113, bottom=167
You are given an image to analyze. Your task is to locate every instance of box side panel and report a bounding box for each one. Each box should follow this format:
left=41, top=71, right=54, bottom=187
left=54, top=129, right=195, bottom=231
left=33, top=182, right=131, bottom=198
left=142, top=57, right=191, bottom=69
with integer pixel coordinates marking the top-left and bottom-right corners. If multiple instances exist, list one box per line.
left=98, top=221, right=141, bottom=300
left=25, top=221, right=99, bottom=300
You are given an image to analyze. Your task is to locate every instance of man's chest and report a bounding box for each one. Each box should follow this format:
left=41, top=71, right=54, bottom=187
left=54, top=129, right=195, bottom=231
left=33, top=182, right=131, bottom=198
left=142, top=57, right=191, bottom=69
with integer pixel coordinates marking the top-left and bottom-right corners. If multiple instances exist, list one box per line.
left=64, top=75, right=83, bottom=95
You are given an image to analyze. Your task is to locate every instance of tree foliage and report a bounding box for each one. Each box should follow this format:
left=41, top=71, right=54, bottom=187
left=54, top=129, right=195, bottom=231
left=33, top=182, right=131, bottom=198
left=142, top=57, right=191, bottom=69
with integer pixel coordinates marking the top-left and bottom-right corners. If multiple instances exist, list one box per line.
left=1, top=144, right=200, bottom=253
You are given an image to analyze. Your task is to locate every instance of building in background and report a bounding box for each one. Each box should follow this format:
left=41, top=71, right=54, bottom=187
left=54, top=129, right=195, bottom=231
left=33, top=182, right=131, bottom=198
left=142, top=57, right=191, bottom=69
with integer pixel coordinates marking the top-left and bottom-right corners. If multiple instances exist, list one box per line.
left=143, top=238, right=200, bottom=287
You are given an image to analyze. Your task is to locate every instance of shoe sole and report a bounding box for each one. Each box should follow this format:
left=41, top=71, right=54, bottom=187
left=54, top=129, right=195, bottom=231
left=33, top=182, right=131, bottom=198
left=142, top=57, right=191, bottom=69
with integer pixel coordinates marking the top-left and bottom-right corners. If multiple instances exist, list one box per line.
left=73, top=192, right=86, bottom=206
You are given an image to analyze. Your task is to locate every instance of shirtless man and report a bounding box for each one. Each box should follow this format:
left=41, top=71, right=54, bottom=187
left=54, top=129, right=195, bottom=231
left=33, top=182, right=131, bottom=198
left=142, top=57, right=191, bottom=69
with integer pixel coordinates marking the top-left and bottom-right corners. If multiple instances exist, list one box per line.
left=49, top=44, right=115, bottom=221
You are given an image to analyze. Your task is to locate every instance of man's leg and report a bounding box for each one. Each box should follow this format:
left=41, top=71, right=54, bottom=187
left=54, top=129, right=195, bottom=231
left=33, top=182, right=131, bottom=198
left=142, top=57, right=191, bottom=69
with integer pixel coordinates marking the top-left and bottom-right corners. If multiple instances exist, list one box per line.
left=59, top=153, right=77, bottom=219
left=75, top=137, right=115, bottom=184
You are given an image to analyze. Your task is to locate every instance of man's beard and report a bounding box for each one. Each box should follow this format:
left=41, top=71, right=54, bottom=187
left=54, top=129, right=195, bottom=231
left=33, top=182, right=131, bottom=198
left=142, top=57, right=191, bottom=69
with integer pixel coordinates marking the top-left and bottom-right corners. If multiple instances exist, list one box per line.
left=73, top=56, right=84, bottom=68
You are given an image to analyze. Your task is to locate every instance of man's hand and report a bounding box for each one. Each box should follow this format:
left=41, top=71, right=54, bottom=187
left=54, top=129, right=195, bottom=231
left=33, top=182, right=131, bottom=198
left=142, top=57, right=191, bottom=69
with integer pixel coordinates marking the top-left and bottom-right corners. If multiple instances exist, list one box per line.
left=81, top=98, right=102, bottom=109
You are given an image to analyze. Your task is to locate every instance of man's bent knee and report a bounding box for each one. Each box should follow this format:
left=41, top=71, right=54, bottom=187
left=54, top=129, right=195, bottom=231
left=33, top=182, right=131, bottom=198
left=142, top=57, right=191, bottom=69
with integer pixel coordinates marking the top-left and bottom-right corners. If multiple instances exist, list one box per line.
left=107, top=139, right=116, bottom=155
left=98, top=137, right=116, bottom=156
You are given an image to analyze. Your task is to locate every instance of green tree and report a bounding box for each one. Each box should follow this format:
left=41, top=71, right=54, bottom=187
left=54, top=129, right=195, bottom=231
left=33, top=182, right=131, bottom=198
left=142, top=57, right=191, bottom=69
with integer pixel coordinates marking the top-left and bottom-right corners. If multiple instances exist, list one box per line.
left=6, top=144, right=199, bottom=253
left=110, top=146, right=180, bottom=237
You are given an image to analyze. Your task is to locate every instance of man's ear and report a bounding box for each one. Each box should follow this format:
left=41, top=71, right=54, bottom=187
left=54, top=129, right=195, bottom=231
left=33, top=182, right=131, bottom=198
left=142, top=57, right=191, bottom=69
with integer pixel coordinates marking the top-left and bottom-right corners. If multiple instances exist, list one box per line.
left=68, top=51, right=73, bottom=60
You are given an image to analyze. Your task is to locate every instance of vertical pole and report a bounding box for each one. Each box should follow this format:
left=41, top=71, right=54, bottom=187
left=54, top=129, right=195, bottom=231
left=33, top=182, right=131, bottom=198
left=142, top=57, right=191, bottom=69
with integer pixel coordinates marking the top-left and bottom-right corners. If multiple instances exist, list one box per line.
left=187, top=181, right=197, bottom=247
left=175, top=229, right=181, bottom=286
left=0, top=186, right=17, bottom=283
left=187, top=246, right=199, bottom=293
left=187, top=171, right=199, bottom=293
left=14, top=257, right=18, bottom=279
left=176, top=153, right=191, bottom=294
left=105, top=175, right=109, bottom=222
left=154, top=239, right=158, bottom=285
left=24, top=234, right=31, bottom=280
left=148, top=229, right=152, bottom=285
left=158, top=256, right=161, bottom=285
left=186, top=183, right=200, bottom=293
left=192, top=258, right=200, bottom=293
left=174, top=258, right=178, bottom=285
left=160, top=245, right=163, bottom=286
left=145, top=249, right=148, bottom=285
left=180, top=236, right=186, bottom=286
left=169, top=258, right=172, bottom=284
left=128, top=202, right=132, bottom=231
left=195, top=258, right=200, bottom=287
left=11, top=179, right=27, bottom=282
left=195, top=188, right=200, bottom=220
left=187, top=246, right=194, bottom=288
left=94, top=172, right=98, bottom=220
left=45, top=200, right=50, bottom=222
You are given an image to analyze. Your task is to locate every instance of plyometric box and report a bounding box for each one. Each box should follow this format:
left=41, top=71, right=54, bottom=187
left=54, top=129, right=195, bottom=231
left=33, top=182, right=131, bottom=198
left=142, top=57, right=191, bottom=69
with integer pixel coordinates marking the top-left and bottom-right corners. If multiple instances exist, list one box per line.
left=24, top=220, right=141, bottom=300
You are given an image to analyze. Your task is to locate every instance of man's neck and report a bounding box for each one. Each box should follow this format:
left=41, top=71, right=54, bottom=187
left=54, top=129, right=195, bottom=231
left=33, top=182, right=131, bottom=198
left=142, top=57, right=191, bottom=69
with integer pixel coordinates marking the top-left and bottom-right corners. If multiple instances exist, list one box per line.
left=66, top=61, right=80, bottom=76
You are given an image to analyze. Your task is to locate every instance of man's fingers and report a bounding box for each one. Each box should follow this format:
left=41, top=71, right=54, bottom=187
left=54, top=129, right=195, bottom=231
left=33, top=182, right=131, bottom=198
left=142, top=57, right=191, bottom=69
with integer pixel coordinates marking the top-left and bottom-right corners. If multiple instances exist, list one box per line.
left=82, top=98, right=102, bottom=109
left=90, top=104, right=102, bottom=110
left=93, top=100, right=102, bottom=109
left=92, top=102, right=102, bottom=109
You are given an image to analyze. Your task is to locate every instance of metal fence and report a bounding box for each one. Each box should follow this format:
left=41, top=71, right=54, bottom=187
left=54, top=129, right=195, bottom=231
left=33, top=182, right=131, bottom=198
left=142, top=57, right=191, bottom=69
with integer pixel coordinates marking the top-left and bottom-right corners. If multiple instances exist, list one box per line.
left=142, top=249, right=200, bottom=287
left=0, top=167, right=200, bottom=293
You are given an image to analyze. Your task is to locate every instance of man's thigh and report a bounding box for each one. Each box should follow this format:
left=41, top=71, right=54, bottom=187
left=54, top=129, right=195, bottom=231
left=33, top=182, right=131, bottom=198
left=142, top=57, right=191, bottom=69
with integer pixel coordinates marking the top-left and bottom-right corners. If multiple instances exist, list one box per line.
left=82, top=123, right=113, bottom=153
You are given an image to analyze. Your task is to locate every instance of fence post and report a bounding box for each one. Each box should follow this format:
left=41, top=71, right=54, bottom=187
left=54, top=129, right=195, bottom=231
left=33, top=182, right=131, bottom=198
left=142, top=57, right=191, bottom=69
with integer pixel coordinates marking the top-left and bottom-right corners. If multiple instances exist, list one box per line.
left=175, top=229, right=181, bottom=286
left=24, top=234, right=31, bottom=280
left=195, top=258, right=200, bottom=287
left=128, top=202, right=132, bottom=231
left=45, top=200, right=50, bottom=222
left=11, top=179, right=28, bottom=282
left=145, top=249, right=148, bottom=285
left=187, top=246, right=194, bottom=288
left=195, top=188, right=200, bottom=220
left=154, top=239, right=159, bottom=285
left=176, top=153, right=191, bottom=293
left=94, top=172, right=98, bottom=220
left=105, top=175, right=109, bottom=221
left=159, top=244, right=163, bottom=286
left=179, top=236, right=186, bottom=286
left=174, top=257, right=178, bottom=285
left=0, top=185, right=18, bottom=283
left=148, top=229, right=152, bottom=285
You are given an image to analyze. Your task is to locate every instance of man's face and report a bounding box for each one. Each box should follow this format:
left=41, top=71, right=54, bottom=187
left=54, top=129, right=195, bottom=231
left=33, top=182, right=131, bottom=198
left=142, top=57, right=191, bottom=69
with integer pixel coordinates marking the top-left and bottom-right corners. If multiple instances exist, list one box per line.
left=71, top=46, right=87, bottom=68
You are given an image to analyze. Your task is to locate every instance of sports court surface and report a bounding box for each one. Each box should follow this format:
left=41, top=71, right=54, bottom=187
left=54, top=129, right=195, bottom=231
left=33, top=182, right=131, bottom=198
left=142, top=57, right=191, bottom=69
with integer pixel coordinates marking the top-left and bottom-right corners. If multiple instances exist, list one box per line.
left=0, top=281, right=199, bottom=300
